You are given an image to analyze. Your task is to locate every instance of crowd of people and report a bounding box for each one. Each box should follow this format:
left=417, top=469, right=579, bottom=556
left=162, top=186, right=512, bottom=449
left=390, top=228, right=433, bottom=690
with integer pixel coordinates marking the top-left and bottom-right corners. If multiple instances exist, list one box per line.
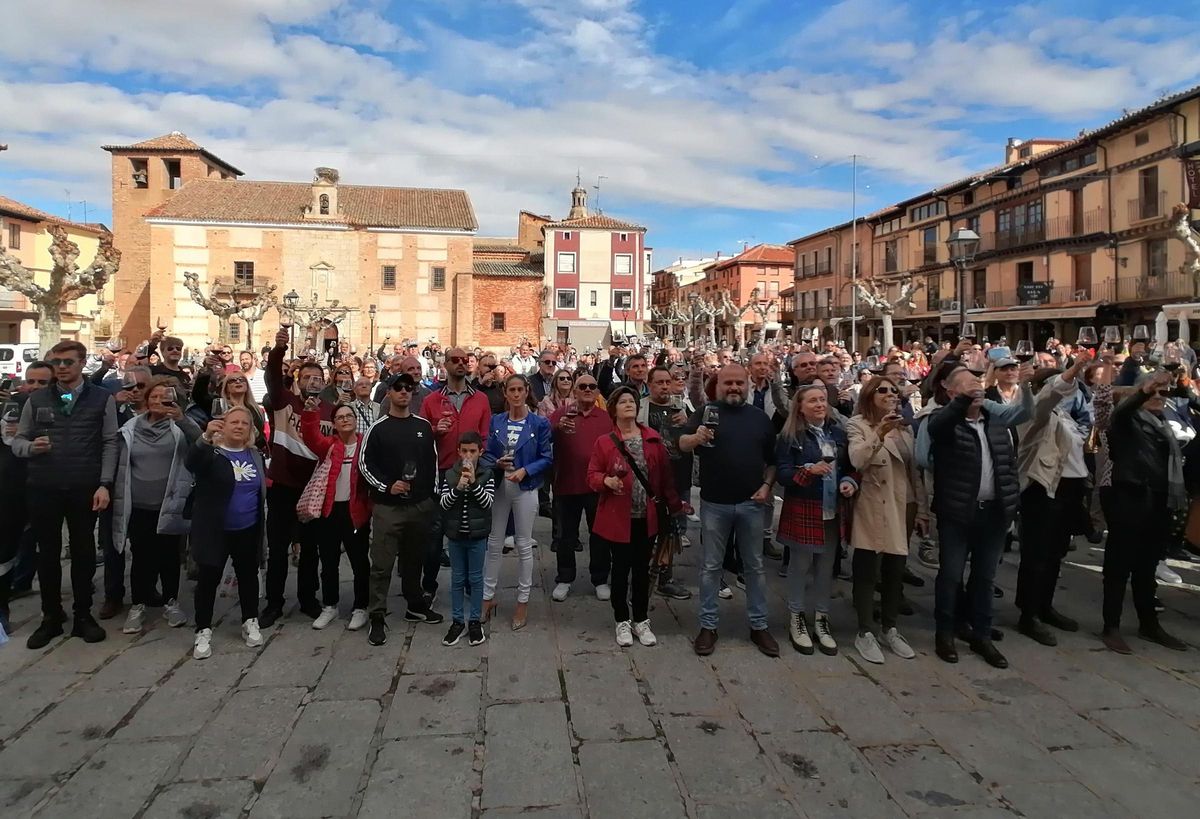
left=0, top=323, right=1195, bottom=669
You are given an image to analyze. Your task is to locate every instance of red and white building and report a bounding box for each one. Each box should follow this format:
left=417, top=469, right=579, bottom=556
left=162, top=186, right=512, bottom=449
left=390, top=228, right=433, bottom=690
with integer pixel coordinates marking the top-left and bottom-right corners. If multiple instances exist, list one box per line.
left=540, top=182, right=649, bottom=348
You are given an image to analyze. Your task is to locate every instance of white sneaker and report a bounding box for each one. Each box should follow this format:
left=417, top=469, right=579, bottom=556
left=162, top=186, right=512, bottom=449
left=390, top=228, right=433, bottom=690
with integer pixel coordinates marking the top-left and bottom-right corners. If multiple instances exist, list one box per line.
left=122, top=604, right=145, bottom=634
left=1156, top=562, right=1184, bottom=585
left=814, top=613, right=838, bottom=656
left=530, top=537, right=538, bottom=548
left=347, top=609, right=369, bottom=631
left=552, top=583, right=571, bottom=602
left=717, top=579, right=733, bottom=600
left=595, top=584, right=612, bottom=601
left=855, top=631, right=885, bottom=664
left=312, top=606, right=338, bottom=630
left=163, top=599, right=188, bottom=628
left=883, top=627, right=915, bottom=659
left=687, top=513, right=700, bottom=523
left=242, top=618, right=263, bottom=648
left=193, top=628, right=212, bottom=660
left=632, top=620, right=657, bottom=646
left=615, top=620, right=634, bottom=647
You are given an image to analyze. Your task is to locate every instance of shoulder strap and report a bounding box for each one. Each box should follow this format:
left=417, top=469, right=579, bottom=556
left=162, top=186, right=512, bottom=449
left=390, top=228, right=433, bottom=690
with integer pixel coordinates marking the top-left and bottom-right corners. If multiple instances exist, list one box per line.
left=609, top=432, right=658, bottom=502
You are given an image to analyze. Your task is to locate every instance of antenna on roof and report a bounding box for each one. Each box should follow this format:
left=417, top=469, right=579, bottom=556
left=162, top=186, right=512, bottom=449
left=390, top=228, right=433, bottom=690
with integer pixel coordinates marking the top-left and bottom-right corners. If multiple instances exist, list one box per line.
left=593, top=175, right=608, bottom=213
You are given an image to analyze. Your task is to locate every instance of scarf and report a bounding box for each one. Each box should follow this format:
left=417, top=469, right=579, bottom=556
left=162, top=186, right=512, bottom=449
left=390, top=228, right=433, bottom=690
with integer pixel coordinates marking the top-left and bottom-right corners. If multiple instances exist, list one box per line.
left=811, top=426, right=837, bottom=520
left=1139, top=407, right=1187, bottom=511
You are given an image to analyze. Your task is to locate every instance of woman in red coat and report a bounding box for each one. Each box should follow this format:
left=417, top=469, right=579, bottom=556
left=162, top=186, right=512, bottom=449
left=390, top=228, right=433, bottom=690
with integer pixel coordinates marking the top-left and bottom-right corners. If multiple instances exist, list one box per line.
left=587, top=386, right=688, bottom=648
left=300, top=401, right=373, bottom=632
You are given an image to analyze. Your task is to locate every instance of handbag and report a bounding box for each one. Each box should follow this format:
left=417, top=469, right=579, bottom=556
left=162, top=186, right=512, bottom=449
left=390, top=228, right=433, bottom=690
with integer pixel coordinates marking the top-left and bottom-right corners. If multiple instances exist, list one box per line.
left=296, top=453, right=334, bottom=523
left=609, top=433, right=680, bottom=568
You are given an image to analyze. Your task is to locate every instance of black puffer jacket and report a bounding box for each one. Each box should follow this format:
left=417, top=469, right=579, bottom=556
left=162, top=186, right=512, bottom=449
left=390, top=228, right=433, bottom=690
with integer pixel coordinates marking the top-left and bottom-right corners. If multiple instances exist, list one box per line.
left=927, top=395, right=1020, bottom=525
left=1108, top=389, right=1170, bottom=493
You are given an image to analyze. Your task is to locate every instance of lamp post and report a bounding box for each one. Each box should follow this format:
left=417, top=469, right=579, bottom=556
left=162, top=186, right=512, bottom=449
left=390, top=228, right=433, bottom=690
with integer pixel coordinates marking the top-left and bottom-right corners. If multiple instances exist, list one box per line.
left=945, top=228, right=980, bottom=338
left=621, top=307, right=629, bottom=339
left=368, top=303, right=377, bottom=353
left=283, top=289, right=299, bottom=350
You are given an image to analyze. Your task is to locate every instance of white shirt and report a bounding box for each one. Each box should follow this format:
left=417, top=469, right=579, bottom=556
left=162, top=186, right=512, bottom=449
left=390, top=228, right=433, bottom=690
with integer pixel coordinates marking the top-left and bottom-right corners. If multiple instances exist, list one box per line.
left=246, top=369, right=267, bottom=403
left=965, top=415, right=995, bottom=501
left=334, top=441, right=357, bottom=502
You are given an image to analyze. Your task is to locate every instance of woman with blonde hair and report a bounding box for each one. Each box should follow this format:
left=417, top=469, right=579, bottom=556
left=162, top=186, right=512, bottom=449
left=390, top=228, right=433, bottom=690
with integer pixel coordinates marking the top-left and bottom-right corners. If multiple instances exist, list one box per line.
left=845, top=377, right=922, bottom=663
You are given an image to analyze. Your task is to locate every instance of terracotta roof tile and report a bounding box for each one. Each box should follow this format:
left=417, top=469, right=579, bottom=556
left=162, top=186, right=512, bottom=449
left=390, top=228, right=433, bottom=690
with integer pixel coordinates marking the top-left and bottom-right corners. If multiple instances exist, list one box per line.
left=145, top=179, right=477, bottom=231
left=544, top=213, right=646, bottom=231
left=473, top=261, right=544, bottom=279
left=473, top=242, right=528, bottom=254
left=102, top=131, right=245, bottom=176
left=714, top=243, right=793, bottom=269
left=0, top=194, right=108, bottom=234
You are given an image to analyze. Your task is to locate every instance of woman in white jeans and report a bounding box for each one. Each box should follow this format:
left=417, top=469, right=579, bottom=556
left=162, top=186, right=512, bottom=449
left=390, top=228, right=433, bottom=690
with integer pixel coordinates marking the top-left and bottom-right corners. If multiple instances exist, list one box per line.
left=481, top=375, right=553, bottom=630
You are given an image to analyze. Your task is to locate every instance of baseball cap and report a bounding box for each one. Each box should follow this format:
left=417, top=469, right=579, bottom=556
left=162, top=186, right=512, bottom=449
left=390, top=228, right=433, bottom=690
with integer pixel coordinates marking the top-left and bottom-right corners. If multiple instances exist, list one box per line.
left=390, top=373, right=417, bottom=391
left=994, top=357, right=1018, bottom=368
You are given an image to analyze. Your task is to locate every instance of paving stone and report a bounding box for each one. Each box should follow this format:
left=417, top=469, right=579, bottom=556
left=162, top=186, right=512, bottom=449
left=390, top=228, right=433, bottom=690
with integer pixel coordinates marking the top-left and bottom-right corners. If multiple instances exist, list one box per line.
left=991, top=692, right=1117, bottom=750
left=803, top=673, right=930, bottom=747
left=384, top=672, right=483, bottom=738
left=482, top=701, right=576, bottom=809
left=1089, top=705, right=1200, bottom=777
left=487, top=630, right=563, bottom=701
left=917, top=710, right=1072, bottom=785
left=239, top=628, right=332, bottom=688
left=360, top=736, right=475, bottom=819
left=142, top=779, right=257, bottom=819
left=757, top=730, right=903, bottom=819
left=251, top=699, right=379, bottom=818
left=965, top=673, right=1047, bottom=706
left=86, top=629, right=189, bottom=690
left=854, top=654, right=979, bottom=713
left=1019, top=660, right=1146, bottom=711
left=481, top=806, right=582, bottom=818
left=862, top=744, right=993, bottom=815
left=693, top=800, right=803, bottom=819
left=402, top=619, right=485, bottom=675
left=999, top=780, right=1122, bottom=819
left=0, top=685, right=146, bottom=778
left=658, top=713, right=783, bottom=804
left=179, top=686, right=305, bottom=781
left=563, top=653, right=655, bottom=741
left=27, top=632, right=128, bottom=674
left=313, top=630, right=402, bottom=701
left=579, top=739, right=684, bottom=819
left=0, top=671, right=79, bottom=740
left=1084, top=653, right=1200, bottom=725
left=709, top=648, right=828, bottom=732
left=41, top=738, right=183, bottom=817
left=1053, top=745, right=1199, bottom=819
left=117, top=654, right=243, bottom=739
left=631, top=635, right=731, bottom=715
left=0, top=778, right=53, bottom=815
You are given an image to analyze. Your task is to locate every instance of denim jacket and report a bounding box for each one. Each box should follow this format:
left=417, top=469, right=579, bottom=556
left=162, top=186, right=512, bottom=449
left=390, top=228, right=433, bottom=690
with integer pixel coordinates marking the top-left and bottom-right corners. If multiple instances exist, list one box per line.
left=482, top=411, right=554, bottom=491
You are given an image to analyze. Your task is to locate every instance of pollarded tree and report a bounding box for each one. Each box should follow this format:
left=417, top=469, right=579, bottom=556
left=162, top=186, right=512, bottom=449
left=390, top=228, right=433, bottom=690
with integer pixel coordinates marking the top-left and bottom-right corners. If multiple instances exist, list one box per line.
left=0, top=224, right=121, bottom=344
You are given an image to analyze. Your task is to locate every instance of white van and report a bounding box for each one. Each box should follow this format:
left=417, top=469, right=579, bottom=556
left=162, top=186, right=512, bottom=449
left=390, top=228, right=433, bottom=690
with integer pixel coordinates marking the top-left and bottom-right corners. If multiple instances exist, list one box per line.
left=0, top=343, right=44, bottom=383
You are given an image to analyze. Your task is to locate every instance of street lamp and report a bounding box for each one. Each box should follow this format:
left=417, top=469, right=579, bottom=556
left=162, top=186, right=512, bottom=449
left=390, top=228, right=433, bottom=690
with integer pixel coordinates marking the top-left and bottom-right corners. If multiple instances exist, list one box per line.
left=621, top=307, right=629, bottom=339
left=368, top=303, right=377, bottom=353
left=283, top=289, right=299, bottom=350
left=945, top=228, right=980, bottom=337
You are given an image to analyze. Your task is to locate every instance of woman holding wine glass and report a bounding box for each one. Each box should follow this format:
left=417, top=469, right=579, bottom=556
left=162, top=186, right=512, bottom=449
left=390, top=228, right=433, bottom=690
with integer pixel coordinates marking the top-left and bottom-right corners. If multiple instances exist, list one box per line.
left=538, top=369, right=576, bottom=418
left=481, top=375, right=553, bottom=630
left=587, top=387, right=687, bottom=647
left=219, top=369, right=266, bottom=449
left=774, top=383, right=858, bottom=656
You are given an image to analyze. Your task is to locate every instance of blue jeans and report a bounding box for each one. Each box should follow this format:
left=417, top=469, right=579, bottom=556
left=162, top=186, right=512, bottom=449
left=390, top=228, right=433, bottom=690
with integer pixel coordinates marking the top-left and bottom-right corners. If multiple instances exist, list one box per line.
left=699, top=500, right=768, bottom=631
left=448, top=537, right=487, bottom=623
left=934, top=501, right=1007, bottom=639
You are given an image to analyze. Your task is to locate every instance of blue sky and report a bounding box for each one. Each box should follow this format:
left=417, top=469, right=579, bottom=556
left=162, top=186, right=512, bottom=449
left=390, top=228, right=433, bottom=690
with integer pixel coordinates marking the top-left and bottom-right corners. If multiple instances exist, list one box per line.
left=2, top=0, right=1198, bottom=266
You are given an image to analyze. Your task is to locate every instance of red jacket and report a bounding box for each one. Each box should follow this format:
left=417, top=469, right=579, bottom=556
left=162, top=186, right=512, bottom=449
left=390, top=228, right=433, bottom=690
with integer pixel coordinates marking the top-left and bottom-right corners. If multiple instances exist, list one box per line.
left=422, top=385, right=492, bottom=471
left=300, top=410, right=372, bottom=529
left=587, top=425, right=683, bottom=543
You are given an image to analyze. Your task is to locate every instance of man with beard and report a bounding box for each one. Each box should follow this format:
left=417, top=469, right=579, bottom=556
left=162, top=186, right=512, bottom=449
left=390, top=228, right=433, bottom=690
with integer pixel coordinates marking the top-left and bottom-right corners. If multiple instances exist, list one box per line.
left=680, top=364, right=780, bottom=657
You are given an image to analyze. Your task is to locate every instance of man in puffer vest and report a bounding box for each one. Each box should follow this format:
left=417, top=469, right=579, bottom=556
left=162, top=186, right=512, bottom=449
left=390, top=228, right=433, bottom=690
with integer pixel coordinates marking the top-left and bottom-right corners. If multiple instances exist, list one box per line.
left=12, top=341, right=118, bottom=649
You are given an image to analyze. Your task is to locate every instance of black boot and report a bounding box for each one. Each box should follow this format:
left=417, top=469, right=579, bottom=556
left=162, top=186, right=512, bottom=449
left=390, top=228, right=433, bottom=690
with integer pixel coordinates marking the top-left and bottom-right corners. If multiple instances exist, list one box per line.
left=970, top=639, right=1009, bottom=668
left=71, top=614, right=106, bottom=643
left=26, top=617, right=65, bottom=650
left=1017, top=615, right=1057, bottom=646
left=935, top=632, right=958, bottom=663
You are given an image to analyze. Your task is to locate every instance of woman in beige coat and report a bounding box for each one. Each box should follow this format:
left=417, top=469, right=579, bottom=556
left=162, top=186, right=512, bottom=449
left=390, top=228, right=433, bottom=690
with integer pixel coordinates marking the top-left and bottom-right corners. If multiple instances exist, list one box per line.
left=846, top=376, right=924, bottom=664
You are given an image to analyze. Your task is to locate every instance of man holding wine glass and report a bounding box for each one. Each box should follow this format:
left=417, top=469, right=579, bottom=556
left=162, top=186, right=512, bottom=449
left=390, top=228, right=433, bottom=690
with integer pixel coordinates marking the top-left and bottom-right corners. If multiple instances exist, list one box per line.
left=12, top=341, right=119, bottom=649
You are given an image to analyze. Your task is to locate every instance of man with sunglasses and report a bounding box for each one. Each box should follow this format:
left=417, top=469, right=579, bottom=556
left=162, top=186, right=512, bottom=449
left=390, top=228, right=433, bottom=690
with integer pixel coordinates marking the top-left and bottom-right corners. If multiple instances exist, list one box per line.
left=472, top=353, right=506, bottom=414
left=13, top=341, right=119, bottom=649
left=145, top=330, right=192, bottom=388
left=529, top=350, right=559, bottom=403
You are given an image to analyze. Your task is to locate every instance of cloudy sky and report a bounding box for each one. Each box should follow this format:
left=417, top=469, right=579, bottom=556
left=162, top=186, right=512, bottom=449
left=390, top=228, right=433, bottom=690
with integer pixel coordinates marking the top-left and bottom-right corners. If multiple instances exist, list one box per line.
left=2, top=0, right=1198, bottom=265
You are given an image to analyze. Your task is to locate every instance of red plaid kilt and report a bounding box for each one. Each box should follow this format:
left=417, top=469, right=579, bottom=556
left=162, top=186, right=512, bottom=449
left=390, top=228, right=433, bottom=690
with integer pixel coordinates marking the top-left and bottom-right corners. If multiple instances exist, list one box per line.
left=777, top=496, right=852, bottom=549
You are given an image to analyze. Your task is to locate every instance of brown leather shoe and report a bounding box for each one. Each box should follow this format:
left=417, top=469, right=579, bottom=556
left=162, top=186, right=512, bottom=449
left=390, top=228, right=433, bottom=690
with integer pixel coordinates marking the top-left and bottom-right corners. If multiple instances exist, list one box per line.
left=693, top=627, right=718, bottom=656
left=1101, top=628, right=1132, bottom=655
left=750, top=628, right=780, bottom=657
left=97, top=599, right=124, bottom=620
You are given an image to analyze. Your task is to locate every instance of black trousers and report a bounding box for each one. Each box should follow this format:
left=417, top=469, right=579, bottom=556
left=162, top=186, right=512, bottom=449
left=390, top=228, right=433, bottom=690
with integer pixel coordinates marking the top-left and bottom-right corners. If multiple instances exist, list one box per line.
left=421, top=469, right=450, bottom=594
left=607, top=518, right=652, bottom=623
left=127, top=507, right=181, bottom=605
left=29, top=486, right=97, bottom=619
left=0, top=482, right=29, bottom=616
left=265, top=483, right=319, bottom=610
left=1016, top=478, right=1085, bottom=617
left=1100, top=485, right=1164, bottom=630
left=194, top=526, right=259, bottom=630
left=317, top=501, right=370, bottom=609
left=852, top=549, right=905, bottom=632
left=554, top=493, right=602, bottom=584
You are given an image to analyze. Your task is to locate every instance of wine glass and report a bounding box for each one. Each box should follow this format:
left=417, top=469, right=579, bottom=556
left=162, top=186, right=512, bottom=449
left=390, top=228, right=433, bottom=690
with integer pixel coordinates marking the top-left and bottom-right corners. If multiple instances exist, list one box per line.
left=1132, top=324, right=1150, bottom=342
left=106, top=337, right=126, bottom=353
left=401, top=459, right=418, bottom=496
left=211, top=398, right=230, bottom=419
left=865, top=355, right=880, bottom=371
left=156, top=316, right=167, bottom=331
left=610, top=456, right=629, bottom=493
left=819, top=440, right=836, bottom=464
left=35, top=407, right=54, bottom=443
left=1162, top=342, right=1182, bottom=373
left=163, top=387, right=180, bottom=408
left=1102, top=326, right=1122, bottom=347
left=962, top=323, right=977, bottom=341
left=502, top=444, right=516, bottom=472
left=2, top=401, right=19, bottom=423
left=1077, top=326, right=1099, bottom=350
left=563, top=398, right=579, bottom=434
left=1014, top=340, right=1033, bottom=362
left=700, top=404, right=719, bottom=448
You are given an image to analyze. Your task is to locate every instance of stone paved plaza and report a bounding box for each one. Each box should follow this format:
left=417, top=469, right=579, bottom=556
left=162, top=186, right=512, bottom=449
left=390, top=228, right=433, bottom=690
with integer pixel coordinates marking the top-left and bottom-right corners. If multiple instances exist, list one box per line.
left=1, top=512, right=1199, bottom=819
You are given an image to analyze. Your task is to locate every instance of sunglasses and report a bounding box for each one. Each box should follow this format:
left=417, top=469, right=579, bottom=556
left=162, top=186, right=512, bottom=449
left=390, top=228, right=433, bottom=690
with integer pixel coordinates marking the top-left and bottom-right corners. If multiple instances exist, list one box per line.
left=876, top=386, right=899, bottom=394
left=540, top=360, right=556, bottom=365
left=225, top=377, right=247, bottom=384
left=447, top=356, right=469, bottom=365
left=576, top=383, right=598, bottom=391
left=1155, top=389, right=1171, bottom=397
left=556, top=376, right=573, bottom=382
left=164, top=345, right=183, bottom=351
left=47, top=358, right=79, bottom=367
left=391, top=383, right=415, bottom=393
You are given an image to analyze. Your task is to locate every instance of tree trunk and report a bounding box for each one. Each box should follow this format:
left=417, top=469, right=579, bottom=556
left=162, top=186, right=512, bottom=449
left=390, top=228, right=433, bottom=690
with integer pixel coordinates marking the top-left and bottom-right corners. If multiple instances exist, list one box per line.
left=216, top=316, right=230, bottom=344
left=36, top=303, right=62, bottom=347
left=881, top=312, right=894, bottom=350
left=243, top=318, right=257, bottom=351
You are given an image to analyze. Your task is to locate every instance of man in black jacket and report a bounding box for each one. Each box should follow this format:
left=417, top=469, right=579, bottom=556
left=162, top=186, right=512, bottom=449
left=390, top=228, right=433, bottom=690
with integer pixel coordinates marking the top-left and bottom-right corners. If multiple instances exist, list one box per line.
left=358, top=374, right=444, bottom=646
left=926, top=367, right=1025, bottom=669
